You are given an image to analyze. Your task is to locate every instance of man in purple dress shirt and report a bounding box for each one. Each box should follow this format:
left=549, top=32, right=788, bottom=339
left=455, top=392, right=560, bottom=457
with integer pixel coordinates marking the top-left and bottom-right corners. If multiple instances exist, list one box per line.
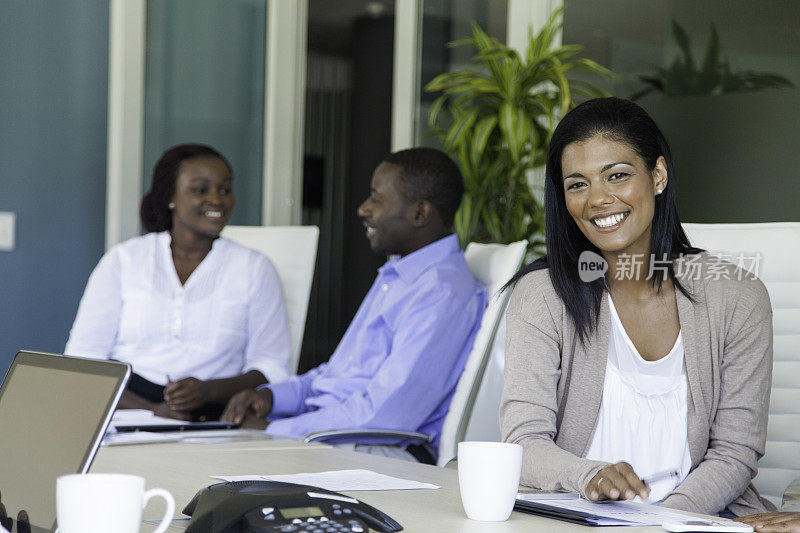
left=222, top=147, right=486, bottom=463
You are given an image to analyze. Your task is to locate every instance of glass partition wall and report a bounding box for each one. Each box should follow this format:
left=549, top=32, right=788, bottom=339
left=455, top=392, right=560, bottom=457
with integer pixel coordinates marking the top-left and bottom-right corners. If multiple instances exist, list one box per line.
left=144, top=0, right=267, bottom=226
left=416, top=0, right=508, bottom=147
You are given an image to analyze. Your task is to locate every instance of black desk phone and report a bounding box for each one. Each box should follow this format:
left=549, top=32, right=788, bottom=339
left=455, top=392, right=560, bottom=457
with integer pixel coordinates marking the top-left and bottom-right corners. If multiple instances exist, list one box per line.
left=183, top=480, right=403, bottom=533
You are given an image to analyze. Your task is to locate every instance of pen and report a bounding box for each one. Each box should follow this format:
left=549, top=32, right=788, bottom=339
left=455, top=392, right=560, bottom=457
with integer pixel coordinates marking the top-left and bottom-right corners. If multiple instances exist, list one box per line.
left=641, top=469, right=680, bottom=486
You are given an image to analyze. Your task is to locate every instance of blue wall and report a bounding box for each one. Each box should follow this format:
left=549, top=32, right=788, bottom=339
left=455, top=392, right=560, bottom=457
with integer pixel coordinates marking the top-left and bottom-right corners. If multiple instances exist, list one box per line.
left=0, top=1, right=109, bottom=375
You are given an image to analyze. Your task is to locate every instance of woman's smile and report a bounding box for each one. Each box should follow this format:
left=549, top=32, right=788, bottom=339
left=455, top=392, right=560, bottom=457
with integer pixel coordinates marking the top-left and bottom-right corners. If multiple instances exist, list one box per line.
left=591, top=211, right=630, bottom=230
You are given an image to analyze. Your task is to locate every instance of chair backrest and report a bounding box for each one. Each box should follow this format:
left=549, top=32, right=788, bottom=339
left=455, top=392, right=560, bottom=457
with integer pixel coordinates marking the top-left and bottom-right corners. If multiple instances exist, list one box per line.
left=436, top=239, right=528, bottom=466
left=220, top=225, right=320, bottom=374
left=682, top=222, right=800, bottom=507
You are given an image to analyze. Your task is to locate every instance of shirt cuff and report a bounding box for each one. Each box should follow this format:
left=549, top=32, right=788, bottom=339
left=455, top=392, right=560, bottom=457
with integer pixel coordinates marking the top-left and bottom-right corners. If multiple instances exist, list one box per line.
left=244, top=359, right=290, bottom=385
left=265, top=417, right=303, bottom=438
left=265, top=378, right=305, bottom=416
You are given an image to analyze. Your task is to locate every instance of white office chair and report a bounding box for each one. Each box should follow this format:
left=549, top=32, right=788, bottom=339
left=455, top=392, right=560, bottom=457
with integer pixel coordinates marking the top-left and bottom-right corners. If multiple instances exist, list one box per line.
left=221, top=225, right=320, bottom=375
left=303, top=239, right=528, bottom=466
left=683, top=222, right=800, bottom=507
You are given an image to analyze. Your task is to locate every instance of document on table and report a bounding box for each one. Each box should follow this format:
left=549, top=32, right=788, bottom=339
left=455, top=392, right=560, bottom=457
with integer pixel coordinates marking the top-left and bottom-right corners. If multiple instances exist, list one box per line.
left=108, top=409, right=186, bottom=431
left=515, top=493, right=727, bottom=526
left=102, top=429, right=247, bottom=446
left=211, top=469, right=440, bottom=491
left=102, top=431, right=187, bottom=446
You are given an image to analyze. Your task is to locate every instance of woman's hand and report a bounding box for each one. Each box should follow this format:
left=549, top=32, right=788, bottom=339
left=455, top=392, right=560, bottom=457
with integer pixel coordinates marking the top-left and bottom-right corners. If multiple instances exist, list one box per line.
left=163, top=377, right=209, bottom=411
left=586, top=462, right=650, bottom=501
left=736, top=512, right=800, bottom=532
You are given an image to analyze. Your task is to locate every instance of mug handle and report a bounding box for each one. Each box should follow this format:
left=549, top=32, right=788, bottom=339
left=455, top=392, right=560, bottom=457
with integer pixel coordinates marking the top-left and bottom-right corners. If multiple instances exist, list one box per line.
left=142, top=488, right=175, bottom=533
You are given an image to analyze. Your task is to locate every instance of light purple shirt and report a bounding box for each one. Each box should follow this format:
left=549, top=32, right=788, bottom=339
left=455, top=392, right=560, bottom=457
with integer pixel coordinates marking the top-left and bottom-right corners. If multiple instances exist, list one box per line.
left=266, top=234, right=486, bottom=451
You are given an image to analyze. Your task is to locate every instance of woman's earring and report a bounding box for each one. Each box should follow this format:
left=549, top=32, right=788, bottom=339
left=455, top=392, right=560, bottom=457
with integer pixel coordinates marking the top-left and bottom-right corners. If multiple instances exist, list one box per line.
left=168, top=202, right=176, bottom=210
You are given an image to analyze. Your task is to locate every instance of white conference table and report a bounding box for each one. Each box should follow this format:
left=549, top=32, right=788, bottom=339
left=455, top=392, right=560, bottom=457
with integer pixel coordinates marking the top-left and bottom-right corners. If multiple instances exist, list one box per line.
left=90, top=432, right=692, bottom=532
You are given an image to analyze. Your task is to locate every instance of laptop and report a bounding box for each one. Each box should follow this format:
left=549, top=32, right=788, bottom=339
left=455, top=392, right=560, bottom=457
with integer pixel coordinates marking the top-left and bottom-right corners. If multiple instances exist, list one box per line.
left=0, top=351, right=130, bottom=532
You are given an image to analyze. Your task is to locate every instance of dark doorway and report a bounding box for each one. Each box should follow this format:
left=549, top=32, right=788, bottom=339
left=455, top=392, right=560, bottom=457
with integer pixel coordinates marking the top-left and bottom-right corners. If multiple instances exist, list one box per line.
left=300, top=1, right=396, bottom=372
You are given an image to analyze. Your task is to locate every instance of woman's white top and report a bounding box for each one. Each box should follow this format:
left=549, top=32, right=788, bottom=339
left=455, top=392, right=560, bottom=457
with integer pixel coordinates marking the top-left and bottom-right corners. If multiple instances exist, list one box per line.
left=65, top=231, right=292, bottom=385
left=585, top=297, right=692, bottom=503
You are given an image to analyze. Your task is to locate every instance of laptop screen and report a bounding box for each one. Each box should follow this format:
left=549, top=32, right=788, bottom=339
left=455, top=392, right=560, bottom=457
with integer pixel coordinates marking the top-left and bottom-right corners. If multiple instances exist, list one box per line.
left=0, top=351, right=129, bottom=531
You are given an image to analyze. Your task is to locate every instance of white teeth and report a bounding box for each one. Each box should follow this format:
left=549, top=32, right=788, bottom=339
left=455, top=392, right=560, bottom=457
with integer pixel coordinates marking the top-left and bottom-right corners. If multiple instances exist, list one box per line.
left=205, top=211, right=223, bottom=218
left=594, top=212, right=627, bottom=228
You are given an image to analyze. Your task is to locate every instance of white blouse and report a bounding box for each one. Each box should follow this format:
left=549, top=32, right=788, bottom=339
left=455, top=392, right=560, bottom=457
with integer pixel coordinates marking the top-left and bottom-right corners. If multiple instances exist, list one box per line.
left=65, top=231, right=292, bottom=385
left=585, top=297, right=692, bottom=503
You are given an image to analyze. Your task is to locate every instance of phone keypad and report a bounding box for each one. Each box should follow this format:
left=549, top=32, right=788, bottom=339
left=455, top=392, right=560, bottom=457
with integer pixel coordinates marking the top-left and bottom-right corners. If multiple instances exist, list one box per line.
left=272, top=516, right=366, bottom=533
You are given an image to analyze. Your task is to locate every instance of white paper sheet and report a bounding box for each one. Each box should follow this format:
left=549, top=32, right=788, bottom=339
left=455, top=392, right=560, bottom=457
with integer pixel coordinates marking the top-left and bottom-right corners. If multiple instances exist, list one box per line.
left=102, top=431, right=187, bottom=446
left=103, top=429, right=251, bottom=446
left=515, top=494, right=729, bottom=527
left=109, top=409, right=186, bottom=431
left=211, top=469, right=440, bottom=491
left=517, top=491, right=580, bottom=500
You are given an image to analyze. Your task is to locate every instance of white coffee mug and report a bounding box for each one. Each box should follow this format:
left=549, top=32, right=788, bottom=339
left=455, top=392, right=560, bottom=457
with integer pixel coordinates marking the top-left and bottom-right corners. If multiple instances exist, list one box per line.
left=458, top=441, right=523, bottom=521
left=56, top=473, right=175, bottom=533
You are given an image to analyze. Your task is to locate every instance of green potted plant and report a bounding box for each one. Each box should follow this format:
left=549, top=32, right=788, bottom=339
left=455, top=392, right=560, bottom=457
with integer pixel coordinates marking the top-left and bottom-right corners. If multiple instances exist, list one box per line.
left=426, top=8, right=612, bottom=248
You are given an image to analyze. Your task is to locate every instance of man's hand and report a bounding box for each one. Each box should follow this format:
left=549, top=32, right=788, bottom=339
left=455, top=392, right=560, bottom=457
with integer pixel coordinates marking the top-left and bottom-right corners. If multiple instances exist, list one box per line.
left=221, top=388, right=273, bottom=426
left=586, top=462, right=650, bottom=501
left=239, top=414, right=270, bottom=430
left=151, top=401, right=192, bottom=421
left=736, top=512, right=800, bottom=532
left=164, top=377, right=209, bottom=411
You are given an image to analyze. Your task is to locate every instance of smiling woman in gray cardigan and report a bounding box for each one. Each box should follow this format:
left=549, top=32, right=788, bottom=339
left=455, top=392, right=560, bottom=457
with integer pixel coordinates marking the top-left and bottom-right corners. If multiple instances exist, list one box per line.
left=500, top=98, right=773, bottom=517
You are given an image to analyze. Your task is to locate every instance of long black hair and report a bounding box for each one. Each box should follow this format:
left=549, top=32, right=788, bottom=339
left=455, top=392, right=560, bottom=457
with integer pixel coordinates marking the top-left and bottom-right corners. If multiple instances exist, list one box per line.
left=140, top=144, right=232, bottom=232
left=507, top=97, right=701, bottom=341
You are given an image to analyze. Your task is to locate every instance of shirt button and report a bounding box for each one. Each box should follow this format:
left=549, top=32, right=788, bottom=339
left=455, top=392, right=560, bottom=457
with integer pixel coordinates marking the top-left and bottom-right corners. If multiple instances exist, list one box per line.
left=381, top=284, right=388, bottom=291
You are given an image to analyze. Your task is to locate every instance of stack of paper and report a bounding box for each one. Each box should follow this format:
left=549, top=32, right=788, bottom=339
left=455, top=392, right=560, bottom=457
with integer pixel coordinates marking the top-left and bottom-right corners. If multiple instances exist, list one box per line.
left=108, top=409, right=186, bottom=431
left=102, top=431, right=186, bottom=446
left=515, top=493, right=734, bottom=527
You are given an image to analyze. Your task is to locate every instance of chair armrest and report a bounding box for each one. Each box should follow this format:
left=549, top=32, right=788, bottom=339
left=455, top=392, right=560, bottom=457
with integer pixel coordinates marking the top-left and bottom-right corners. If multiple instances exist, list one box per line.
left=302, top=428, right=433, bottom=444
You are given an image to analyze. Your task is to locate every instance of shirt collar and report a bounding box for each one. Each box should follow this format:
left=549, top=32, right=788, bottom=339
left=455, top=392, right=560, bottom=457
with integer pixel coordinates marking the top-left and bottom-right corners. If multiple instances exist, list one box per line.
left=160, top=230, right=226, bottom=252
left=378, top=234, right=461, bottom=283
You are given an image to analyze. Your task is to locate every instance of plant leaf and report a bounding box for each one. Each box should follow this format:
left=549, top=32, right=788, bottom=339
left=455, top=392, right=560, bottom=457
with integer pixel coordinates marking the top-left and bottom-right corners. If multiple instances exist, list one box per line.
left=445, top=108, right=480, bottom=152
left=672, top=19, right=695, bottom=73
left=469, top=115, right=498, bottom=170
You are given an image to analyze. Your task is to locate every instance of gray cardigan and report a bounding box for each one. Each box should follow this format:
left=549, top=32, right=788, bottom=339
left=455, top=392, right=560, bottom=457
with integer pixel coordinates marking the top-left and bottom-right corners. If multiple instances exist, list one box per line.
left=501, top=253, right=774, bottom=516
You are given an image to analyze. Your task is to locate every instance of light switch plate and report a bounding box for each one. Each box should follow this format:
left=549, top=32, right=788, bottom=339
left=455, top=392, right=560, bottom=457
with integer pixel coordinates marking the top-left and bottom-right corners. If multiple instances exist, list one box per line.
left=0, top=212, right=16, bottom=251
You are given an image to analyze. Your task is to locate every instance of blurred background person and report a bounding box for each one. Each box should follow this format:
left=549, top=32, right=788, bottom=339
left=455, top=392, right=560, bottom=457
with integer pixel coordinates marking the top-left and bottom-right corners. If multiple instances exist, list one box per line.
left=66, top=143, right=291, bottom=421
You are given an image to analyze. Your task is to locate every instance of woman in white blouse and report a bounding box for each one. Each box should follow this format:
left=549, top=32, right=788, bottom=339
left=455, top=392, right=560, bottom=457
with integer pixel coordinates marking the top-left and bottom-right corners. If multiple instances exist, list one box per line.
left=66, top=144, right=291, bottom=421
